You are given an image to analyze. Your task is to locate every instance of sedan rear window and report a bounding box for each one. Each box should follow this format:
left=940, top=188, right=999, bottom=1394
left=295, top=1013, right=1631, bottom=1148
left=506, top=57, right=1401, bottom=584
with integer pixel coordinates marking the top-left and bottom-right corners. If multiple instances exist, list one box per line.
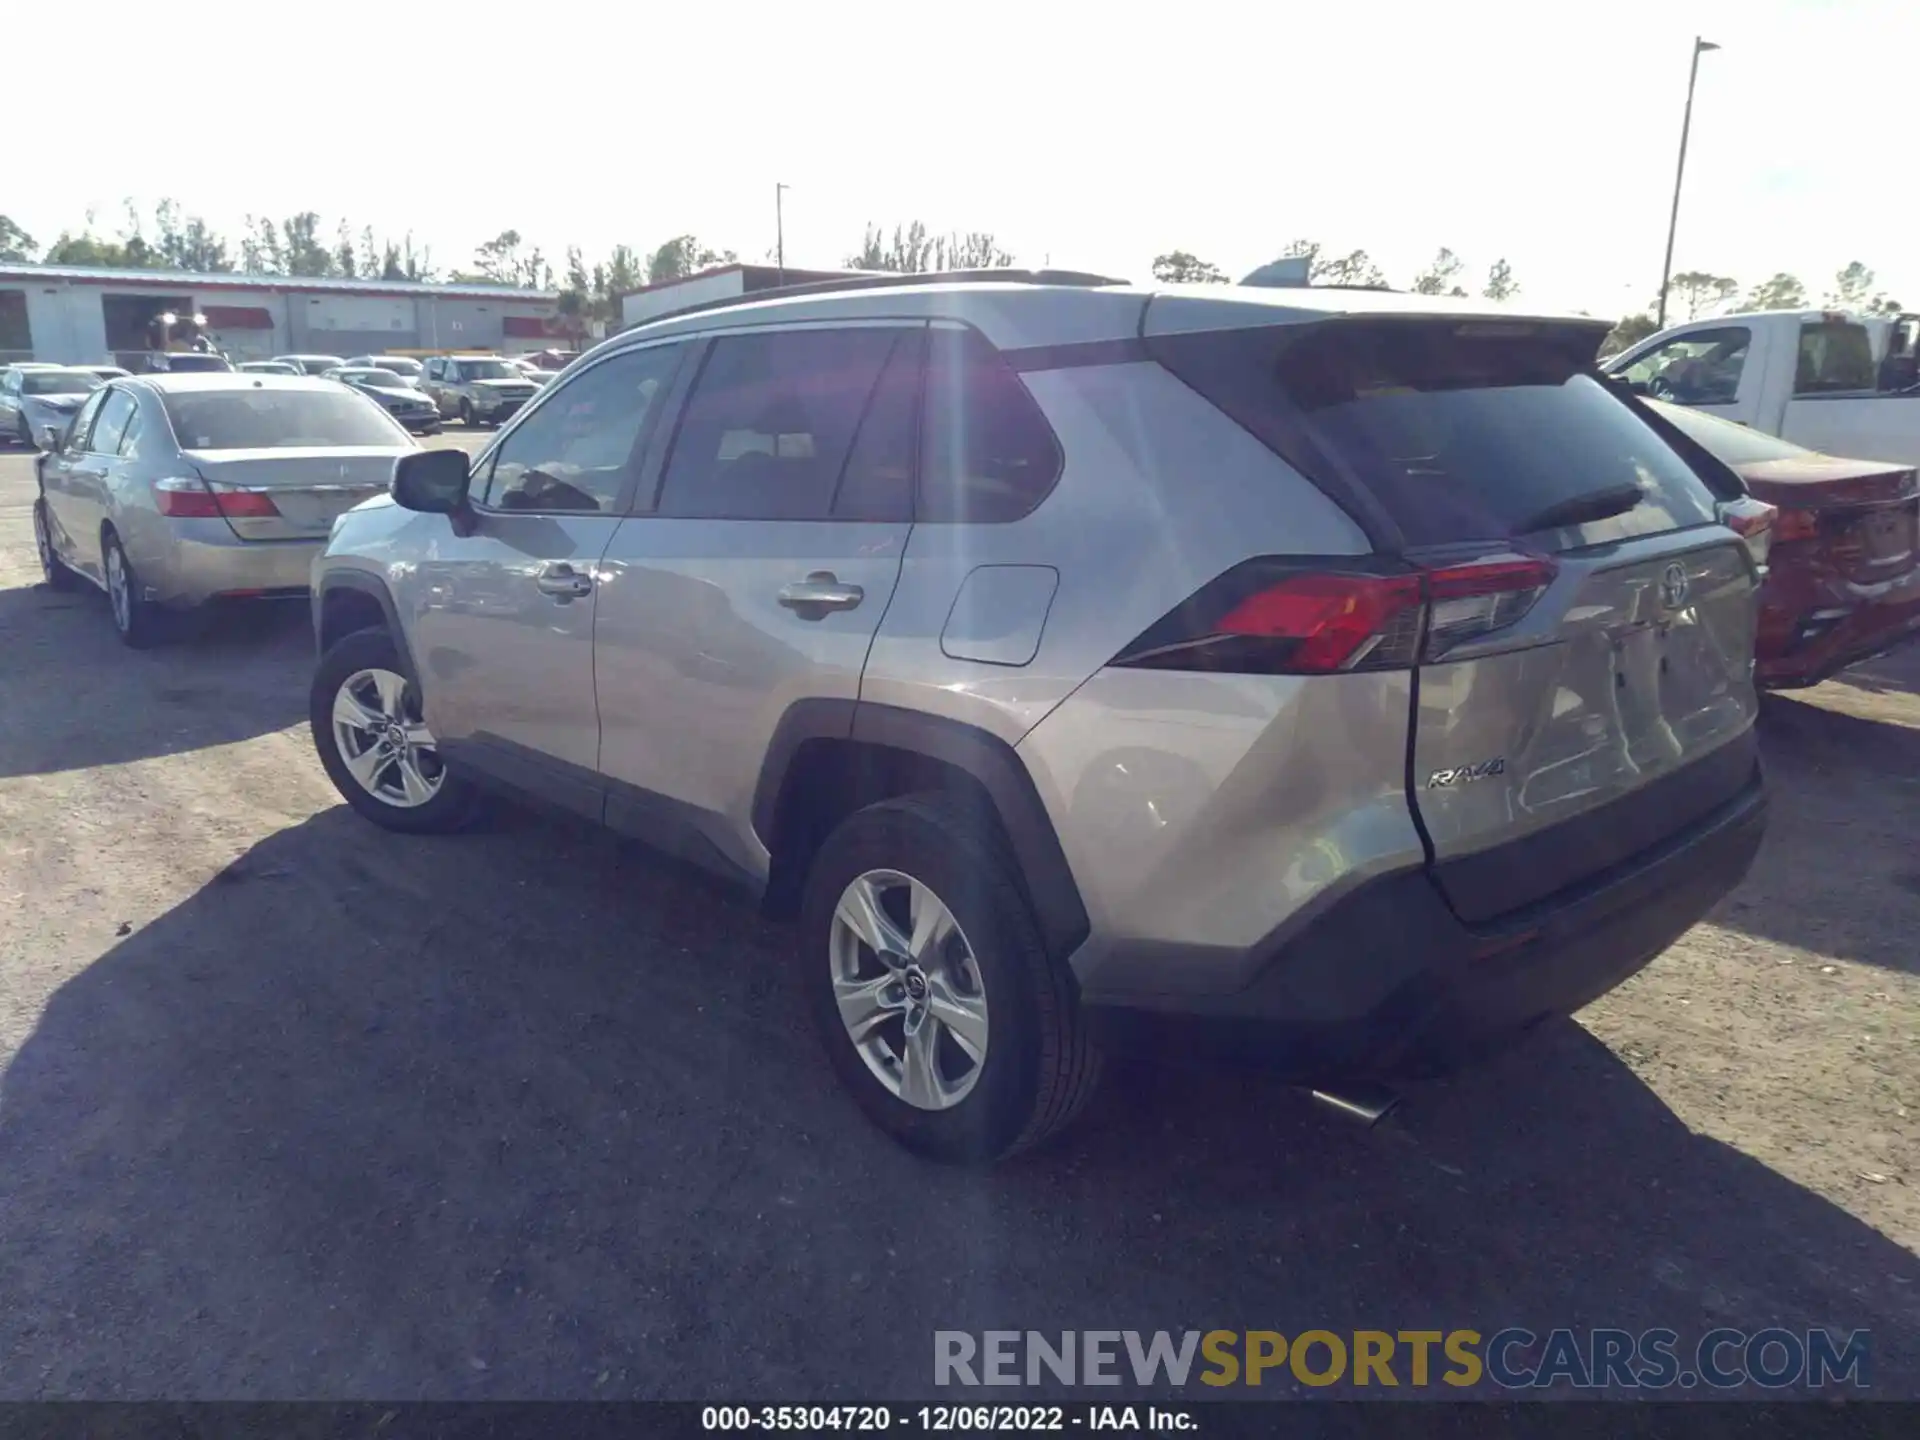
left=1155, top=320, right=1720, bottom=550
left=161, top=389, right=407, bottom=449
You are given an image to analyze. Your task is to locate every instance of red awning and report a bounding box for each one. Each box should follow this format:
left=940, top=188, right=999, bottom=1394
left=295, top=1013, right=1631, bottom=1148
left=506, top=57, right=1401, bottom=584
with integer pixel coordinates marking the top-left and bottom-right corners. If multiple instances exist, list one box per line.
left=202, top=305, right=274, bottom=330
left=503, top=314, right=561, bottom=338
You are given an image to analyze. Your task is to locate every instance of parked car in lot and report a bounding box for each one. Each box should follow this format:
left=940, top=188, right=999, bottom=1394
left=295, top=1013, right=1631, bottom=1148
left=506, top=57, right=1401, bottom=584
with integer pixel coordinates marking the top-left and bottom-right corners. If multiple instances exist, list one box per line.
left=238, top=360, right=304, bottom=376
left=324, top=366, right=442, bottom=433
left=1648, top=399, right=1920, bottom=686
left=33, top=373, right=416, bottom=647
left=79, top=364, right=131, bottom=382
left=1606, top=308, right=1920, bottom=468
left=146, top=352, right=233, bottom=374
left=310, top=274, right=1769, bottom=1163
left=1, top=365, right=102, bottom=445
left=421, top=353, right=540, bottom=427
left=345, top=355, right=425, bottom=387
left=272, top=353, right=348, bottom=376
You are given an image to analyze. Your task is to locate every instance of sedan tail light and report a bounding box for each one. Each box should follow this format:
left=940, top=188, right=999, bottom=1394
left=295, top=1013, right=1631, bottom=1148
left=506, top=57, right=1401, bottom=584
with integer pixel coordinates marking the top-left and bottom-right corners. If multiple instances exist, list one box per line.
left=153, top=476, right=282, bottom=519
left=1113, top=552, right=1557, bottom=675
left=1773, top=507, right=1820, bottom=544
left=1718, top=496, right=1778, bottom=568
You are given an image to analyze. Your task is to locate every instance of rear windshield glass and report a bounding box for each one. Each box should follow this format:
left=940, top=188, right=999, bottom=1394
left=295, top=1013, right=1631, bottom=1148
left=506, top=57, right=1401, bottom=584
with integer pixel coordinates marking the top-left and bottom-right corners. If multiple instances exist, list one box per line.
left=161, top=389, right=405, bottom=449
left=23, top=370, right=101, bottom=395
left=159, top=354, right=231, bottom=372
left=1647, top=398, right=1816, bottom=465
left=1172, top=321, right=1719, bottom=549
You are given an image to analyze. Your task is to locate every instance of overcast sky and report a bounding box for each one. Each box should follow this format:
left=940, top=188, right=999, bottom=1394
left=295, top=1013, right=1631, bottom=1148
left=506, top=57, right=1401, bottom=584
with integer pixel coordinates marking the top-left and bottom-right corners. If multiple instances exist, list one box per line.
left=10, top=0, right=1910, bottom=317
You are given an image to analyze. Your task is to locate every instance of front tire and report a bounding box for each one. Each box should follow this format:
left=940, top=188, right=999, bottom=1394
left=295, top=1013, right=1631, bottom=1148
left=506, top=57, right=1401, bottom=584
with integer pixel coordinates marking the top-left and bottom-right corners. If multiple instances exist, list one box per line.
left=102, top=531, right=163, bottom=648
left=311, top=627, right=479, bottom=833
left=33, top=499, right=77, bottom=591
left=458, top=399, right=476, bottom=428
left=798, top=793, right=1102, bottom=1164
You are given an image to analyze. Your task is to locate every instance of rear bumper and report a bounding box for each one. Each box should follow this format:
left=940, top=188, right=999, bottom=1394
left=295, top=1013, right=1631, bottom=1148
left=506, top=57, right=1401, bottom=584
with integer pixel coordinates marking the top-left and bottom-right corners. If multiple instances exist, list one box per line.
left=137, top=524, right=325, bottom=607
left=1756, top=556, right=1920, bottom=687
left=1085, top=762, right=1767, bottom=1081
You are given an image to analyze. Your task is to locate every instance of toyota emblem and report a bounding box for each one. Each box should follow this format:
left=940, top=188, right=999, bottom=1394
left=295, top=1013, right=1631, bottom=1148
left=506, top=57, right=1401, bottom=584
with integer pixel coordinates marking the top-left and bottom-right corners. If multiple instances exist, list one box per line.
left=1660, top=562, right=1690, bottom=610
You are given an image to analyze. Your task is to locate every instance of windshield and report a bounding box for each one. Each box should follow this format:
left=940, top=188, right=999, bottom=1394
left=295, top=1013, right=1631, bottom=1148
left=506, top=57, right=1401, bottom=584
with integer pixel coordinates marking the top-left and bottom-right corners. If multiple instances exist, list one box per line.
left=342, top=369, right=405, bottom=387
left=1646, top=399, right=1819, bottom=466
left=372, top=357, right=422, bottom=375
left=457, top=360, right=521, bottom=380
left=160, top=388, right=406, bottom=449
left=22, top=370, right=102, bottom=396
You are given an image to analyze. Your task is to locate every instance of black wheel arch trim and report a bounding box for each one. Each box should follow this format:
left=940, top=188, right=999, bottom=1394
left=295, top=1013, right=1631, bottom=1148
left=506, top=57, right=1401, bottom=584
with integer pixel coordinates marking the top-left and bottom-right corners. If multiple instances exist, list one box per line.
left=314, top=570, right=420, bottom=686
left=752, top=699, right=1091, bottom=962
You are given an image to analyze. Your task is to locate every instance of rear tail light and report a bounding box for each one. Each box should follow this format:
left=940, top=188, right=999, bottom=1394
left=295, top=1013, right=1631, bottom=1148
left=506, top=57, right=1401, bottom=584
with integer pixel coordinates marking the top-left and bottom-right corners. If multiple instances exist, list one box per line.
left=1773, top=507, right=1820, bottom=544
left=154, top=476, right=281, bottom=519
left=1718, top=497, right=1777, bottom=568
left=1113, top=552, right=1557, bottom=675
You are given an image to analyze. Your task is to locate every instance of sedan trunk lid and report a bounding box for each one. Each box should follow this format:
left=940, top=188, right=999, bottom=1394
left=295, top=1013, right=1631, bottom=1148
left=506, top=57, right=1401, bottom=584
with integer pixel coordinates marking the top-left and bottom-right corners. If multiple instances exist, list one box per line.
left=183, top=447, right=404, bottom=540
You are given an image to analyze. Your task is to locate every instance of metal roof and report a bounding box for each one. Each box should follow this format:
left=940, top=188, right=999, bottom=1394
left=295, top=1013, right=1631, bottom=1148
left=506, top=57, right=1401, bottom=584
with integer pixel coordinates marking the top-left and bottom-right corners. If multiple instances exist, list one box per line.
left=0, top=263, right=556, bottom=301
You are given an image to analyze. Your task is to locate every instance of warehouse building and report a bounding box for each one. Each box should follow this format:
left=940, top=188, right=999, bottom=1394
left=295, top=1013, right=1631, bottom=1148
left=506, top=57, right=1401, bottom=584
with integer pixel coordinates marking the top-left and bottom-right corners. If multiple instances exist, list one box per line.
left=0, top=265, right=564, bottom=369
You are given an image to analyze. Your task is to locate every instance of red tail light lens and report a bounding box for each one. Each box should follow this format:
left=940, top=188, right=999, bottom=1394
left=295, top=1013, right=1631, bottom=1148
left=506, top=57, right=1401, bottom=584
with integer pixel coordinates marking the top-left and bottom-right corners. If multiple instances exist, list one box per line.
left=1215, top=573, right=1424, bottom=672
left=1421, top=555, right=1558, bottom=658
left=1773, top=507, right=1819, bottom=544
left=153, top=476, right=281, bottom=519
left=1114, top=553, right=1557, bottom=675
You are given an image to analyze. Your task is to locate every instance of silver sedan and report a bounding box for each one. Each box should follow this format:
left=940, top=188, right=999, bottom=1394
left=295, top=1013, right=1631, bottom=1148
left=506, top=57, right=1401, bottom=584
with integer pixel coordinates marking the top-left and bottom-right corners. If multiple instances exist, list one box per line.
left=2, top=365, right=103, bottom=446
left=32, top=373, right=418, bottom=647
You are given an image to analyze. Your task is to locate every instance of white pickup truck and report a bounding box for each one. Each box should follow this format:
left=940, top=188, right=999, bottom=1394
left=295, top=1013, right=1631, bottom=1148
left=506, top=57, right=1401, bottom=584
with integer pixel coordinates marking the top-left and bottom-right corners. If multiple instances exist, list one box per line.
left=1604, top=309, right=1920, bottom=466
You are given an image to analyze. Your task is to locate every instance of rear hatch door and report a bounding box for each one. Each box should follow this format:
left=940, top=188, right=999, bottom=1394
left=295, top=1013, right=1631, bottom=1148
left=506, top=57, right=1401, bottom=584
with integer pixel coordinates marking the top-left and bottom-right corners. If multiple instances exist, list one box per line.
left=1154, top=313, right=1762, bottom=924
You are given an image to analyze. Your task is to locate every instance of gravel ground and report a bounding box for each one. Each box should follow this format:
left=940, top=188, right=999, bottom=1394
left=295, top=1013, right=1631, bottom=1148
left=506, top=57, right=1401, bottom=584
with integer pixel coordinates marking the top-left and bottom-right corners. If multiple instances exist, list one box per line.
left=1, top=438, right=1917, bottom=1401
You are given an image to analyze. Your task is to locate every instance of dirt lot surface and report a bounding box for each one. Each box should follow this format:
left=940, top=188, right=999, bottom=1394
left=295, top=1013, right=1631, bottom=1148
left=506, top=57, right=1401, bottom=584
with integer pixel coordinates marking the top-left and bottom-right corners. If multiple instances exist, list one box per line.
left=2, top=435, right=1917, bottom=1400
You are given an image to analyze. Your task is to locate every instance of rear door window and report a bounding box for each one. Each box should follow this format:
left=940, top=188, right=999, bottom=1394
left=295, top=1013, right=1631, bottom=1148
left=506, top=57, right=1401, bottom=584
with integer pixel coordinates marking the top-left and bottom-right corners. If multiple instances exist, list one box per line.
left=1794, top=321, right=1876, bottom=395
left=1157, top=320, right=1719, bottom=551
left=657, top=327, right=903, bottom=520
left=88, top=388, right=139, bottom=455
left=918, top=327, right=1062, bottom=522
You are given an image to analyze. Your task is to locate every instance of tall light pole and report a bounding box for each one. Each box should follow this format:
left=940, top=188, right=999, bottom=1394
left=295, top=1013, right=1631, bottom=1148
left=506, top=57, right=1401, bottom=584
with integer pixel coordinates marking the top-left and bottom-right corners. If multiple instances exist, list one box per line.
left=1657, top=36, right=1720, bottom=330
left=775, top=183, right=790, bottom=285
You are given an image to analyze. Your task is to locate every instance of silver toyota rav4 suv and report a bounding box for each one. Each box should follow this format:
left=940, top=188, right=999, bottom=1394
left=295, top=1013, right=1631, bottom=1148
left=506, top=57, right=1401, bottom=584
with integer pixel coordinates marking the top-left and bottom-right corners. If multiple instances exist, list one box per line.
left=309, top=272, right=1769, bottom=1163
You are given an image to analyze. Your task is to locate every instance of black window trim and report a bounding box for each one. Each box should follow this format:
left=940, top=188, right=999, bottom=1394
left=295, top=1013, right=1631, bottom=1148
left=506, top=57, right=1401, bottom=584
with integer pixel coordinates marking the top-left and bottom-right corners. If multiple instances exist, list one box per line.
left=467, top=337, right=692, bottom=519
left=64, top=387, right=111, bottom=454
left=644, top=320, right=931, bottom=524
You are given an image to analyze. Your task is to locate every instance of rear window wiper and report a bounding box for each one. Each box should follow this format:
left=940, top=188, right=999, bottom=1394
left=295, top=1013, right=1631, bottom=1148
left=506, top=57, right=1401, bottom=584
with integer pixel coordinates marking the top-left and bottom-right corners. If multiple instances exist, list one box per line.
left=1515, top=482, right=1644, bottom=534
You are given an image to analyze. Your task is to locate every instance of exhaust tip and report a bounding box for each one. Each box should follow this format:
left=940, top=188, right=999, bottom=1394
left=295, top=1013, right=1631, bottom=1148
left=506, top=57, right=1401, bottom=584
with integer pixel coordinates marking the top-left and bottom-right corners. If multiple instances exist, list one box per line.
left=1310, top=1082, right=1401, bottom=1128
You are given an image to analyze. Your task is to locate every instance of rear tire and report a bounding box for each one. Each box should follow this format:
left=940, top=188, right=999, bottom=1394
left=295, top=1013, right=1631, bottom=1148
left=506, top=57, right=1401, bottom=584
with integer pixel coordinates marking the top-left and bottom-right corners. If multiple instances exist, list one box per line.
left=458, top=399, right=476, bottom=428
left=311, top=627, right=480, bottom=834
left=102, top=531, right=164, bottom=648
left=33, top=499, right=77, bottom=591
left=798, top=792, right=1102, bottom=1164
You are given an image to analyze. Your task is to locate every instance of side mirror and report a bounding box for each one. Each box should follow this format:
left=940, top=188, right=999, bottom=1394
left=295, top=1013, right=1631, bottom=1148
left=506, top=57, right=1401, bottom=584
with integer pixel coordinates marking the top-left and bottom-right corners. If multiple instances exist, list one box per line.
left=392, top=447, right=471, bottom=514
left=37, top=424, right=62, bottom=451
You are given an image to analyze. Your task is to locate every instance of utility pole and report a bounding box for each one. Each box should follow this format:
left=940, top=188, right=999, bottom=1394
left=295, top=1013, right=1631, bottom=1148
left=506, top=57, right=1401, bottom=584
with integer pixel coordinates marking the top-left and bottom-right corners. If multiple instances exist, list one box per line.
left=1657, top=36, right=1720, bottom=331
left=776, top=183, right=790, bottom=285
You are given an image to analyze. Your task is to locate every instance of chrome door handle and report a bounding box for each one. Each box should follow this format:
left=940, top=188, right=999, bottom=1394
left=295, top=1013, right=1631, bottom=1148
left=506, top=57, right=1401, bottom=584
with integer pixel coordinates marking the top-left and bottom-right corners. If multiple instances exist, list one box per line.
left=535, top=564, right=594, bottom=599
left=778, top=571, right=864, bottom=616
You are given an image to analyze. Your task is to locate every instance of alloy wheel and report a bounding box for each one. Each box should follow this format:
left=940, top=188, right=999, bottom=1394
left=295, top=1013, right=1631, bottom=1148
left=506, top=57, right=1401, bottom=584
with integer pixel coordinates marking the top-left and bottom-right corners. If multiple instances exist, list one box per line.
left=330, top=667, right=446, bottom=808
left=829, top=869, right=990, bottom=1111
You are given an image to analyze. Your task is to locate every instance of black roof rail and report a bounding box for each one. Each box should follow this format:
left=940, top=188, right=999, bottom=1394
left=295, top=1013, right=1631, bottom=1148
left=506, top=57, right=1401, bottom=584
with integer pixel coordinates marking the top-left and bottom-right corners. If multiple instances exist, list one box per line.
left=624, top=267, right=1131, bottom=331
